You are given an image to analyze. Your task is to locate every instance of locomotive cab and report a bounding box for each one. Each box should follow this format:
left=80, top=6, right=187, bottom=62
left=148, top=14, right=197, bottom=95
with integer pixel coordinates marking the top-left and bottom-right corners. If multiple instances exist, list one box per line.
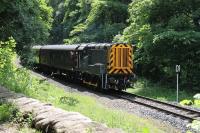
left=106, top=44, right=134, bottom=90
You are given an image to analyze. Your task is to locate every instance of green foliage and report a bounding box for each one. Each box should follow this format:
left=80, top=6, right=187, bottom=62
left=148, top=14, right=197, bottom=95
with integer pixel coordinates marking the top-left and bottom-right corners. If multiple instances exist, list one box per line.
left=127, top=78, right=195, bottom=102
left=177, top=93, right=200, bottom=107
left=180, top=100, right=193, bottom=106
left=0, top=102, right=33, bottom=128
left=0, top=0, right=53, bottom=57
left=119, top=0, right=200, bottom=89
left=142, top=127, right=150, bottom=133
left=194, top=100, right=200, bottom=106
left=0, top=37, right=16, bottom=69
left=12, top=112, right=33, bottom=127
left=59, top=96, right=79, bottom=106
left=0, top=38, right=16, bottom=88
left=0, top=103, right=36, bottom=132
left=0, top=103, right=16, bottom=123
left=48, top=0, right=129, bottom=44
left=0, top=38, right=32, bottom=95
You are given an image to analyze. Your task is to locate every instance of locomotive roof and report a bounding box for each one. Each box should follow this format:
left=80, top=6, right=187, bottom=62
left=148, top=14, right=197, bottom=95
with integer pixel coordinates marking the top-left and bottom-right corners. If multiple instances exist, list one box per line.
left=33, top=43, right=113, bottom=51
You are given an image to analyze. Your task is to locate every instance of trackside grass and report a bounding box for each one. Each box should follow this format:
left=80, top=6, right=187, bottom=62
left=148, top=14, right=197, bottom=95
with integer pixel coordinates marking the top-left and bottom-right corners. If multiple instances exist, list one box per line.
left=0, top=68, right=179, bottom=133
left=127, top=78, right=195, bottom=102
left=22, top=75, right=174, bottom=133
left=0, top=103, right=14, bottom=123
left=0, top=103, right=41, bottom=133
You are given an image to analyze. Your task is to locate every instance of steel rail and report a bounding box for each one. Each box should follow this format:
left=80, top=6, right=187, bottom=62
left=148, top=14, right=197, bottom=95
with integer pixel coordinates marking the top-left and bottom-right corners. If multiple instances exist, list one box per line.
left=110, top=90, right=200, bottom=122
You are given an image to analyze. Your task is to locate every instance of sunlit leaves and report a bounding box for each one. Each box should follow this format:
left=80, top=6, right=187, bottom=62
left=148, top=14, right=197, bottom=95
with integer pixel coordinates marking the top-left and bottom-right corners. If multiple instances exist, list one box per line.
left=0, top=0, right=53, bottom=54
left=119, top=0, right=200, bottom=89
left=49, top=0, right=129, bottom=43
left=0, top=38, right=16, bottom=72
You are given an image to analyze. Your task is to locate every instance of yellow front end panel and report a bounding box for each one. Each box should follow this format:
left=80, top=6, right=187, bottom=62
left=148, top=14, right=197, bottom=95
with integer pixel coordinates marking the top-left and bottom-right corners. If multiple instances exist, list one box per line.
left=108, top=44, right=133, bottom=75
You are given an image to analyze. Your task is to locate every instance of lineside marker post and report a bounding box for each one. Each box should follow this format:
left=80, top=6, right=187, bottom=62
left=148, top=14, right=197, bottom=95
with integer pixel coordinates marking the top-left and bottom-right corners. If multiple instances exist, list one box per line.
left=176, top=65, right=181, bottom=103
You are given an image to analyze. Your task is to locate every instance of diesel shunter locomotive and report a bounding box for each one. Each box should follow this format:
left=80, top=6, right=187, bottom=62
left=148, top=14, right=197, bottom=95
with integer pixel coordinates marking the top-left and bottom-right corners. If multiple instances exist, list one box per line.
left=32, top=43, right=135, bottom=90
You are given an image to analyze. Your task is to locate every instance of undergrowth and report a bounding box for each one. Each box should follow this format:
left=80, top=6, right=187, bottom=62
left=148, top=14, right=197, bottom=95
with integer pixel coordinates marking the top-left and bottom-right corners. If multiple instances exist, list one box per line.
left=127, top=78, right=195, bottom=102
left=0, top=102, right=40, bottom=133
left=0, top=103, right=16, bottom=123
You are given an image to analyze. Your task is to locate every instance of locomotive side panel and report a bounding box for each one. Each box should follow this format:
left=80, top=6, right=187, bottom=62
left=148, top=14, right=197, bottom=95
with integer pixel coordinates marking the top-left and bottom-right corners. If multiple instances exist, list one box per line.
left=79, top=49, right=108, bottom=75
left=50, top=50, right=77, bottom=70
left=40, top=49, right=77, bottom=71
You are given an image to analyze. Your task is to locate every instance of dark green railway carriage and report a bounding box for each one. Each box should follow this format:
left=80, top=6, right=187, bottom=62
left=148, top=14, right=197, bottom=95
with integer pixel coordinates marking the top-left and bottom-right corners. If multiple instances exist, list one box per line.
left=32, top=43, right=135, bottom=90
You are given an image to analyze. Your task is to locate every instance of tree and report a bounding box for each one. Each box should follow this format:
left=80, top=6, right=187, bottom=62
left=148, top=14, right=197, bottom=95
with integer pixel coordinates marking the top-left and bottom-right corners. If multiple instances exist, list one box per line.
left=48, top=0, right=130, bottom=44
left=119, top=0, right=200, bottom=89
left=0, top=0, right=53, bottom=54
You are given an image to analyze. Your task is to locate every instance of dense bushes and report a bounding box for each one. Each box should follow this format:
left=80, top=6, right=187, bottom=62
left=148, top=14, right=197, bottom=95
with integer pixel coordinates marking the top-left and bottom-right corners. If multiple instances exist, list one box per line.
left=0, top=38, right=13, bottom=66
left=48, top=0, right=130, bottom=44
left=0, top=38, right=32, bottom=94
left=118, top=0, right=200, bottom=89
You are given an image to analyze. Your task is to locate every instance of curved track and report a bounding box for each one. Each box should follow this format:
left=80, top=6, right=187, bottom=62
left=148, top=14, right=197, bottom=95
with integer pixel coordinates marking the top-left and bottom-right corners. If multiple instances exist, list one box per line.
left=33, top=68, right=200, bottom=123
left=110, top=90, right=200, bottom=122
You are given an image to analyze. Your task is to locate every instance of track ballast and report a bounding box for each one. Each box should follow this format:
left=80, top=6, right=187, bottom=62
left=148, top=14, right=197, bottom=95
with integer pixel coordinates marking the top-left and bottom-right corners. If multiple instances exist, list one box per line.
left=110, top=90, right=200, bottom=122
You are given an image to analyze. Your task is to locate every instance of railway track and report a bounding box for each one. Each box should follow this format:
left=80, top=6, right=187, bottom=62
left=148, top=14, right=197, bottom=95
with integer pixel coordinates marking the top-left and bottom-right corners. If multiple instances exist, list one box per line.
left=34, top=69, right=200, bottom=123
left=110, top=90, right=200, bottom=122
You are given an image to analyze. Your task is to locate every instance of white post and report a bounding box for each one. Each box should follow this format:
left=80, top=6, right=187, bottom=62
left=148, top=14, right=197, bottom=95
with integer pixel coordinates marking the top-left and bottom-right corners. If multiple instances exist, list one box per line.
left=176, top=65, right=180, bottom=103
left=177, top=73, right=179, bottom=103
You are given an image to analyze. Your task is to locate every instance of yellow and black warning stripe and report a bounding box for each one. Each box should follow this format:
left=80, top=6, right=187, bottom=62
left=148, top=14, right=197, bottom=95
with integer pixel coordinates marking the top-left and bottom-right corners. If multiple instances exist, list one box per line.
left=108, top=44, right=133, bottom=75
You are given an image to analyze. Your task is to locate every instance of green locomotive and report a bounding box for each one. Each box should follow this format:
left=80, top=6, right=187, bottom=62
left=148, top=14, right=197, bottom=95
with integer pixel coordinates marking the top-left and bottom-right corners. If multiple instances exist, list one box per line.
left=32, top=43, right=135, bottom=90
